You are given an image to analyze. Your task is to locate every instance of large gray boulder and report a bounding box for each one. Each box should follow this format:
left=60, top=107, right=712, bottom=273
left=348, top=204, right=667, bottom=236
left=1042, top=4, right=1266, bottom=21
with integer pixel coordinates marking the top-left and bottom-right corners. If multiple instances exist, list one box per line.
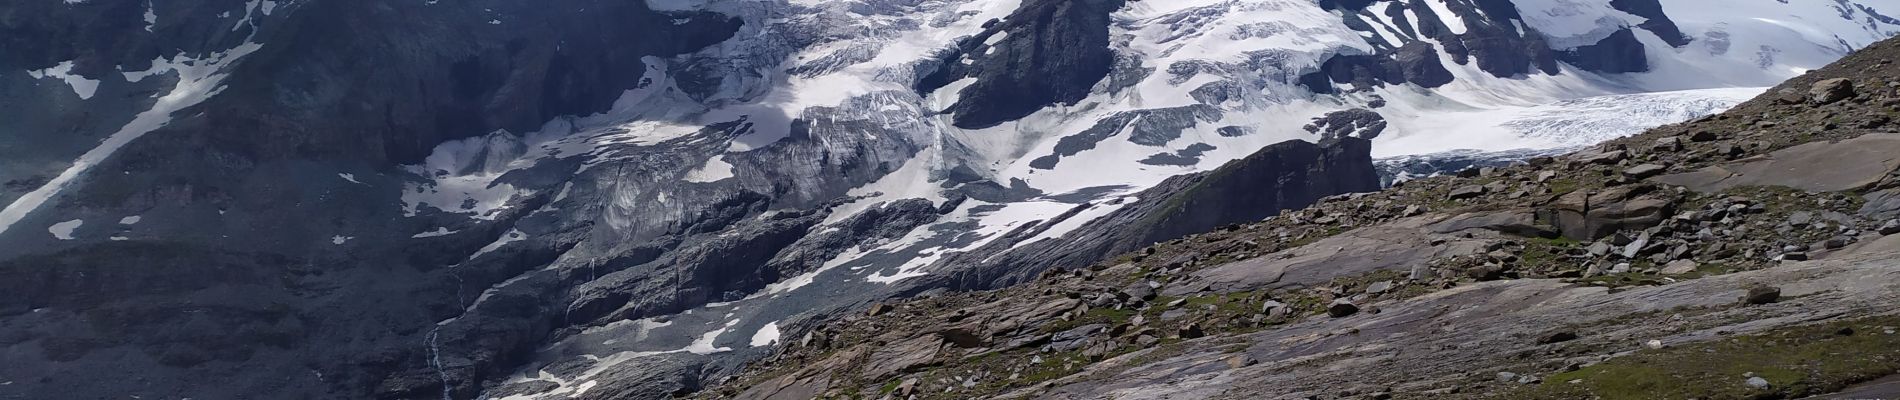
left=1546, top=186, right=1675, bottom=241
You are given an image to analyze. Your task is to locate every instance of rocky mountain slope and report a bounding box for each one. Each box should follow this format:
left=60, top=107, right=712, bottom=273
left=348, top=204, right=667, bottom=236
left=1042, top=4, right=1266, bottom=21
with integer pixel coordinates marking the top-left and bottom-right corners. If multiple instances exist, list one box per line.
left=1, top=1, right=1897, bottom=399
left=700, top=36, right=1900, bottom=400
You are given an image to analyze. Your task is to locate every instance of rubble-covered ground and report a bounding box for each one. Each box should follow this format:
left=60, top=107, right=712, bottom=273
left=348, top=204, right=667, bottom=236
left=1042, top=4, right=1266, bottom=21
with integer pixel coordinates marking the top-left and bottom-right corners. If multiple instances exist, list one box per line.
left=695, top=37, right=1900, bottom=400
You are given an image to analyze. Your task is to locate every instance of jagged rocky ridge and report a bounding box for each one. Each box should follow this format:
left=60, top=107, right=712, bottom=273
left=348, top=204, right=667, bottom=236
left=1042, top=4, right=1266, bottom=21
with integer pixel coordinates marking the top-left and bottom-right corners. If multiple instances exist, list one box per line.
left=1, top=1, right=1897, bottom=400
left=700, top=36, right=1900, bottom=399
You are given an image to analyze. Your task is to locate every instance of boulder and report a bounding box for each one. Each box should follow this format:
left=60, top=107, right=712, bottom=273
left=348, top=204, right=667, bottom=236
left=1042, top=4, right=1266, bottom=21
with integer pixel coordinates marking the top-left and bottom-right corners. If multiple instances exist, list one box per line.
left=1327, top=300, right=1360, bottom=318
left=1623, top=164, right=1668, bottom=180
left=1864, top=189, right=1900, bottom=220
left=1660, top=260, right=1698, bottom=275
left=1741, top=285, right=1781, bottom=305
left=1366, top=281, right=1395, bottom=295
left=1547, top=188, right=1674, bottom=241
left=1261, top=300, right=1290, bottom=318
left=1651, top=136, right=1683, bottom=152
left=1122, top=281, right=1157, bottom=301
left=1448, top=185, right=1488, bottom=200
left=1810, top=78, right=1855, bottom=105
left=1578, top=150, right=1630, bottom=165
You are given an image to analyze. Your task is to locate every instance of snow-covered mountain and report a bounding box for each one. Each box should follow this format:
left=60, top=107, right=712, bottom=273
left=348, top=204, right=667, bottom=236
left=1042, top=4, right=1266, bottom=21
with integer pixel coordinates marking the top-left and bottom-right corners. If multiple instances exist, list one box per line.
left=0, top=0, right=1895, bottom=399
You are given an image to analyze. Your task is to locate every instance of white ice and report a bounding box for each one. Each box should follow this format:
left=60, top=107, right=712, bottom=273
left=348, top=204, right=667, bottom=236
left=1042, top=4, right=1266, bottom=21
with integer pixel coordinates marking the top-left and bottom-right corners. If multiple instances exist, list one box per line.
left=748, top=321, right=780, bottom=347
left=48, top=219, right=82, bottom=240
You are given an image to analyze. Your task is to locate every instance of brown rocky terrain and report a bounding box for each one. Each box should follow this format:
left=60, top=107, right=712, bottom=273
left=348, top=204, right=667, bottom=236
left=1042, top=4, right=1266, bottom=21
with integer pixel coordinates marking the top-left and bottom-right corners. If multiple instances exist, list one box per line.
left=692, top=37, right=1900, bottom=400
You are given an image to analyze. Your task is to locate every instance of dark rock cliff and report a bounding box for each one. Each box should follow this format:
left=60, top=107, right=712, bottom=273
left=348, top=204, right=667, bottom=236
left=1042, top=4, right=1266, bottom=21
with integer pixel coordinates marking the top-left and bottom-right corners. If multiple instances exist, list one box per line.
left=920, top=0, right=1127, bottom=129
left=1308, top=0, right=1693, bottom=93
left=954, top=137, right=1381, bottom=288
left=0, top=2, right=743, bottom=400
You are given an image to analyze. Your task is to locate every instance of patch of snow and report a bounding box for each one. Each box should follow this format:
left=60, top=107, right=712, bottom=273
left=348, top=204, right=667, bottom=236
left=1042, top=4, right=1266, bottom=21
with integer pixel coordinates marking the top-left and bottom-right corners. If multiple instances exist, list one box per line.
left=567, top=381, right=596, bottom=397
left=27, top=61, right=100, bottom=99
left=748, top=321, right=780, bottom=347
left=118, top=215, right=142, bottom=225
left=331, top=235, right=352, bottom=245
left=465, top=229, right=526, bottom=261
left=338, top=173, right=364, bottom=184
left=685, top=318, right=740, bottom=355
left=143, top=1, right=157, bottom=32
left=48, top=220, right=82, bottom=240
left=411, top=227, right=459, bottom=238
left=682, top=155, right=735, bottom=183
left=1421, top=0, right=1467, bottom=35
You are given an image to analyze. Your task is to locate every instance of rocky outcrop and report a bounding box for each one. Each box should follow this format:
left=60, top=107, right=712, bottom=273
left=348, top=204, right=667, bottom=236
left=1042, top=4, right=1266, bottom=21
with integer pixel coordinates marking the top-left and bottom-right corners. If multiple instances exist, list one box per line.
left=921, top=0, right=1128, bottom=129
left=1303, top=108, right=1389, bottom=140
left=1558, top=28, right=1649, bottom=74
left=961, top=138, right=1381, bottom=288
left=1654, top=132, right=1900, bottom=193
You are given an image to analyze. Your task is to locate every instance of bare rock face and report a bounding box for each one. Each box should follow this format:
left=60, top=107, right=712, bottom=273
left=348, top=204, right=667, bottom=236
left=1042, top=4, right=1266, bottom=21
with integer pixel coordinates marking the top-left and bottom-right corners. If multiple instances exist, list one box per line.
left=1654, top=132, right=1900, bottom=193
left=1546, top=185, right=1676, bottom=241
left=921, top=0, right=1128, bottom=129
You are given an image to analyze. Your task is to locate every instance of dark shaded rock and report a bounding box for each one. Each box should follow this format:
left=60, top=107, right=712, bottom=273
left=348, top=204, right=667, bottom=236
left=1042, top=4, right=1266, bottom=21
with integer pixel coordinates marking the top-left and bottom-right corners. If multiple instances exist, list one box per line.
left=1178, top=323, right=1205, bottom=339
left=1035, top=105, right=1222, bottom=169
left=1559, top=29, right=1649, bottom=74
left=1742, top=286, right=1782, bottom=305
left=1327, top=300, right=1360, bottom=318
left=1395, top=42, right=1456, bottom=87
left=1304, top=109, right=1388, bottom=141
left=1139, top=143, right=1219, bottom=167
left=1609, top=0, right=1692, bottom=47
left=1537, top=331, right=1578, bottom=344
left=1216, top=126, right=1256, bottom=137
left=925, top=0, right=1128, bottom=129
